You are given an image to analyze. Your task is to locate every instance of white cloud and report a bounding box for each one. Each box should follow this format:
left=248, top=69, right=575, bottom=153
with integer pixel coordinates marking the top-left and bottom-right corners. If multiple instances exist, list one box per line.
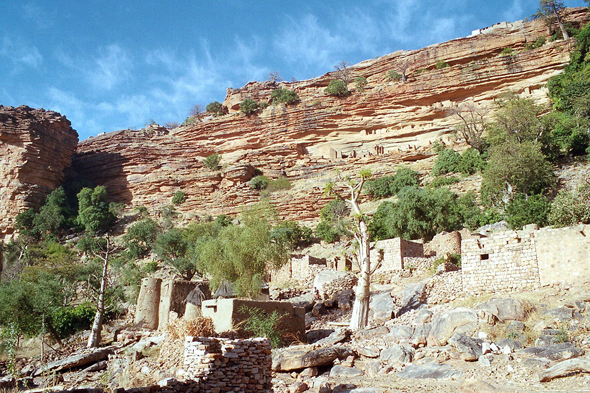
left=22, top=2, right=54, bottom=29
left=273, top=14, right=348, bottom=72
left=88, top=44, right=133, bottom=91
left=0, top=35, right=43, bottom=70
left=502, top=0, right=524, bottom=22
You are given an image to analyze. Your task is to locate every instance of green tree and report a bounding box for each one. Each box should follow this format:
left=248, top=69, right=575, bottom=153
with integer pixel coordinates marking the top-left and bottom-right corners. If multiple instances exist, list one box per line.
left=324, top=80, right=350, bottom=97
left=77, top=186, right=117, bottom=234
left=488, top=95, right=544, bottom=145
left=533, top=0, right=569, bottom=41
left=480, top=142, right=555, bottom=206
left=172, top=190, right=187, bottom=205
left=124, top=218, right=160, bottom=259
left=270, top=220, right=312, bottom=250
left=154, top=227, right=193, bottom=279
left=369, top=186, right=470, bottom=241
left=548, top=182, right=590, bottom=226
left=250, top=175, right=270, bottom=190
left=432, top=148, right=462, bottom=176
left=196, top=204, right=290, bottom=298
left=505, top=194, right=550, bottom=229
left=314, top=199, right=351, bottom=242
left=354, top=76, right=368, bottom=91
left=239, top=98, right=259, bottom=115
left=206, top=101, right=227, bottom=116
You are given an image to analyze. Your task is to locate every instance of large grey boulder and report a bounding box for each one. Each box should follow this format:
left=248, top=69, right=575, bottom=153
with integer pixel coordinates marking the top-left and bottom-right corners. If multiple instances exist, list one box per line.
left=448, top=333, right=482, bottom=361
left=410, top=323, right=431, bottom=348
left=35, top=346, right=116, bottom=376
left=288, top=291, right=316, bottom=312
left=427, top=308, right=478, bottom=346
left=356, top=326, right=389, bottom=341
left=397, top=363, right=461, bottom=379
left=476, top=298, right=527, bottom=323
left=397, top=282, right=427, bottom=315
left=380, top=345, right=415, bottom=363
left=386, top=325, right=414, bottom=344
left=545, top=307, right=577, bottom=322
left=370, top=291, right=395, bottom=324
left=272, top=345, right=353, bottom=371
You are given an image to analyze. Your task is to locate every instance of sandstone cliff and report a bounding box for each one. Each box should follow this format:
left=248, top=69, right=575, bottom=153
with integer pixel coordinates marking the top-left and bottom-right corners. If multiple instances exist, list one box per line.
left=71, top=9, right=588, bottom=223
left=0, top=106, right=79, bottom=240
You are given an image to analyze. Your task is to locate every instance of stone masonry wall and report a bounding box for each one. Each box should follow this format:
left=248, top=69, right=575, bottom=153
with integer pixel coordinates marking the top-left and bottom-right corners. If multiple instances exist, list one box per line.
left=370, top=238, right=424, bottom=272
left=270, top=255, right=327, bottom=284
left=462, top=231, right=541, bottom=293
left=184, top=336, right=272, bottom=393
left=534, top=224, right=590, bottom=286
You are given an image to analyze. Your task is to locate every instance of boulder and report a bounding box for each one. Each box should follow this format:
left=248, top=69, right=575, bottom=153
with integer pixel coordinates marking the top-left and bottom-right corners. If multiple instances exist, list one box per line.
left=416, top=309, right=433, bottom=324
left=397, top=363, right=461, bottom=379
left=386, top=325, right=414, bottom=344
left=316, top=329, right=350, bottom=346
left=356, top=346, right=380, bottom=358
left=448, top=333, right=482, bottom=361
left=410, top=324, right=431, bottom=348
left=307, top=329, right=335, bottom=343
left=519, top=343, right=585, bottom=361
left=370, top=292, right=395, bottom=324
left=35, top=346, right=117, bottom=376
left=313, top=271, right=353, bottom=299
left=380, top=345, right=415, bottom=363
left=545, top=307, right=576, bottom=322
left=356, top=326, right=389, bottom=341
left=427, top=308, right=479, bottom=346
left=288, top=292, right=316, bottom=312
left=476, top=298, right=527, bottom=323
left=496, top=338, right=523, bottom=351
left=330, top=365, right=364, bottom=377
left=397, top=282, right=427, bottom=316
left=272, top=345, right=353, bottom=371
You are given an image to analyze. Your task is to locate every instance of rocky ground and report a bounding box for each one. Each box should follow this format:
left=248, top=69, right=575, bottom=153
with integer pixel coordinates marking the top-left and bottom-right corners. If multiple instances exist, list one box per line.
left=2, top=258, right=589, bottom=393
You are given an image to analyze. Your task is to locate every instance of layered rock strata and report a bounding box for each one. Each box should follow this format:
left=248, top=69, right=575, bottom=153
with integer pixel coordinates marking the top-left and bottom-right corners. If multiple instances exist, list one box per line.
left=0, top=106, right=78, bottom=240
left=72, top=9, right=588, bottom=222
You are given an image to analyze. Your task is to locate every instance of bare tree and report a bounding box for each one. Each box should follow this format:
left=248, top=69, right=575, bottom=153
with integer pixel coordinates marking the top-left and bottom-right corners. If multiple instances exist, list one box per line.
left=399, top=61, right=409, bottom=83
left=334, top=61, right=353, bottom=84
left=82, top=234, right=123, bottom=348
left=189, top=104, right=204, bottom=122
left=450, top=103, right=489, bottom=153
left=534, top=0, right=569, bottom=41
left=268, top=71, right=283, bottom=85
left=325, top=170, right=379, bottom=330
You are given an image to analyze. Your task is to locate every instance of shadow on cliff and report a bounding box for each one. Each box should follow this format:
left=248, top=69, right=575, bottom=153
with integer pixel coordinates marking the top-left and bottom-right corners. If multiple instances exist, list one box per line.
left=68, top=151, right=133, bottom=206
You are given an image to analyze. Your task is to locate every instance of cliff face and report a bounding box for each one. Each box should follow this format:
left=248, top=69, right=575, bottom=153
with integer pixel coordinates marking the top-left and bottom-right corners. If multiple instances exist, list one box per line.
left=72, top=9, right=589, bottom=222
left=0, top=106, right=79, bottom=240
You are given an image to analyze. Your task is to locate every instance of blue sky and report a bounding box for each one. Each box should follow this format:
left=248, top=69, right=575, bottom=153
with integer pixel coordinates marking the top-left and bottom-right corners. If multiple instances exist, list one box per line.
left=1, top=0, right=586, bottom=140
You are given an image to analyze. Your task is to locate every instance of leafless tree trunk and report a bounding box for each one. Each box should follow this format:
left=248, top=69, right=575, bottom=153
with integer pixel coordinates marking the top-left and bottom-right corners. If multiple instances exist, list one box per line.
left=551, top=1, right=569, bottom=41
left=450, top=103, right=488, bottom=153
left=87, top=235, right=112, bottom=348
left=326, top=171, right=379, bottom=330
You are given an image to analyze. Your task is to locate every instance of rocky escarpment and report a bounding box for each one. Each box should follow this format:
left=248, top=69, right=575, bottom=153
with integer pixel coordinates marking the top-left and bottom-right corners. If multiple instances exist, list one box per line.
left=0, top=106, right=78, bottom=240
left=72, top=9, right=588, bottom=222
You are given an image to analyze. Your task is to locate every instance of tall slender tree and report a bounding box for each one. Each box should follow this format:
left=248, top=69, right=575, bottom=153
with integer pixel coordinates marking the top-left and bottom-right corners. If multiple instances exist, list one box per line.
left=534, top=0, right=570, bottom=41
left=325, top=170, right=380, bottom=330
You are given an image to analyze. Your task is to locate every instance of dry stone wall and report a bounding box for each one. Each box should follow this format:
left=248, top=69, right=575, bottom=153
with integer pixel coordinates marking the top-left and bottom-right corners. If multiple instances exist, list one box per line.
left=184, top=336, right=272, bottom=393
left=370, top=238, right=424, bottom=271
left=270, top=255, right=327, bottom=284
left=461, top=225, right=590, bottom=293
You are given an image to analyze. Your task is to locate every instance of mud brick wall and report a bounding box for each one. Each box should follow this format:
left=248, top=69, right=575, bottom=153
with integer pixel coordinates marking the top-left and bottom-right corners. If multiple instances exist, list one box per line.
left=184, top=336, right=272, bottom=393
left=461, top=231, right=540, bottom=293
left=370, top=238, right=424, bottom=271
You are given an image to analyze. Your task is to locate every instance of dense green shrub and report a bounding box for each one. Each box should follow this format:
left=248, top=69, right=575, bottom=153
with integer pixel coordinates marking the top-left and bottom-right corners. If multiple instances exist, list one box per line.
left=154, top=228, right=193, bottom=279
left=435, top=60, right=449, bottom=69
left=314, top=200, right=351, bottom=243
left=354, top=76, right=368, bottom=91
left=386, top=70, right=402, bottom=81
left=172, top=191, right=187, bottom=205
left=487, top=95, right=544, bottom=145
left=429, top=176, right=461, bottom=188
left=390, top=167, right=420, bottom=194
left=548, top=183, right=590, bottom=226
left=369, top=186, right=476, bottom=241
left=457, top=148, right=486, bottom=175
left=365, top=176, right=395, bottom=199
left=240, top=306, right=285, bottom=348
left=324, top=79, right=349, bottom=97
left=505, top=194, right=550, bottom=229
left=266, top=177, right=291, bottom=192
left=270, top=220, right=312, bottom=250
left=206, top=101, right=226, bottom=116
left=77, top=186, right=117, bottom=234
left=51, top=303, right=95, bottom=339
left=525, top=36, right=546, bottom=50
left=270, top=88, right=299, bottom=105
left=124, top=218, right=160, bottom=259
left=250, top=175, right=270, bottom=190
left=500, top=47, right=514, bottom=56
left=239, top=98, right=259, bottom=115
left=432, top=148, right=462, bottom=176
left=480, top=142, right=555, bottom=206
left=203, top=153, right=222, bottom=170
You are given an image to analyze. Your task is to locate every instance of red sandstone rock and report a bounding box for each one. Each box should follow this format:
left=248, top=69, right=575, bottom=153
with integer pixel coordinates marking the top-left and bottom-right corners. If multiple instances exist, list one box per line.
left=0, top=105, right=78, bottom=240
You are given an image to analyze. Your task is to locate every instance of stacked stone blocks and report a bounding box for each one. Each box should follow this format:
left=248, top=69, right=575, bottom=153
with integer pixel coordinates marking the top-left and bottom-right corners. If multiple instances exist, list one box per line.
left=184, top=336, right=272, bottom=393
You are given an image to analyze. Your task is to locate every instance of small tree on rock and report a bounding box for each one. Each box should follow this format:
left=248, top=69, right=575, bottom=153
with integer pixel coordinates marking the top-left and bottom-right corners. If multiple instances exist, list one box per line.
left=534, top=0, right=570, bottom=41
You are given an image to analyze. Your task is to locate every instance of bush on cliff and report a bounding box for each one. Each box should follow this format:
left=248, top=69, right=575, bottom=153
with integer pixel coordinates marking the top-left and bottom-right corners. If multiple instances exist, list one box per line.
left=270, top=88, right=299, bottom=105
left=324, top=79, right=349, bottom=97
left=239, top=98, right=259, bottom=115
